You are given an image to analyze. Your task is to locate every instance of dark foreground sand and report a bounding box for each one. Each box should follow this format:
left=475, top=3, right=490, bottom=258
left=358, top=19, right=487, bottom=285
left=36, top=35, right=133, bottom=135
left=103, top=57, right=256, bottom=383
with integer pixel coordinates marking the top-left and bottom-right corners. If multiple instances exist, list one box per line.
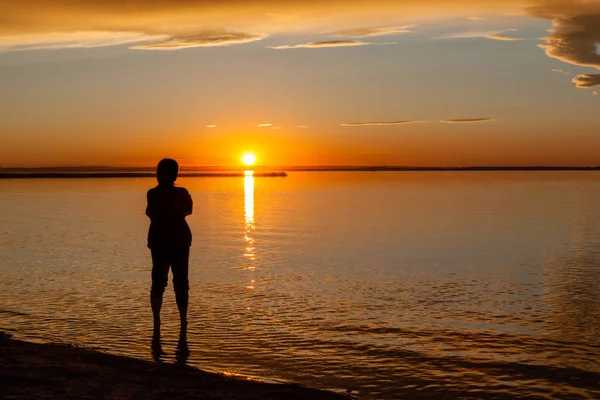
left=0, top=333, right=351, bottom=400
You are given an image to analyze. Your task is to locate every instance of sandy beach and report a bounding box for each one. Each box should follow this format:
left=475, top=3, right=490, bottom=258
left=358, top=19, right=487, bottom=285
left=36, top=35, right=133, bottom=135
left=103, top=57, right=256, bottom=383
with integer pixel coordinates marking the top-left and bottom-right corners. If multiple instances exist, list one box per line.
left=0, top=333, right=351, bottom=400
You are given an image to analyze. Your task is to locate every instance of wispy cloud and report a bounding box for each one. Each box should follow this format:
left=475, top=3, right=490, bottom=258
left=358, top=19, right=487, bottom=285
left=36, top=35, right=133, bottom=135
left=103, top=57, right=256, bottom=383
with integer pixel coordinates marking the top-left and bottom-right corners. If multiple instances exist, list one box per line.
left=442, top=29, right=524, bottom=41
left=269, top=40, right=394, bottom=49
left=258, top=123, right=282, bottom=129
left=341, top=120, right=425, bottom=127
left=0, top=31, right=164, bottom=52
left=483, top=34, right=525, bottom=41
left=131, top=32, right=266, bottom=50
left=468, top=16, right=486, bottom=21
left=572, top=74, right=600, bottom=88
left=206, top=125, right=216, bottom=128
left=296, top=125, right=309, bottom=128
left=0, top=30, right=269, bottom=52
left=342, top=119, right=498, bottom=126
left=552, top=69, right=570, bottom=75
left=594, top=91, right=599, bottom=96
left=325, top=25, right=415, bottom=37
left=441, top=118, right=495, bottom=123
left=0, top=1, right=535, bottom=53
left=0, top=1, right=526, bottom=52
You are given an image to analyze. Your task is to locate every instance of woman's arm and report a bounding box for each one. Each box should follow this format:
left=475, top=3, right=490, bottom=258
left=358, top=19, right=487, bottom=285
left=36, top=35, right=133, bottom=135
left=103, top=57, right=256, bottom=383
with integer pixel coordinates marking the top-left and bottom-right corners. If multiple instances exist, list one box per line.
left=145, top=190, right=155, bottom=218
left=183, top=190, right=193, bottom=216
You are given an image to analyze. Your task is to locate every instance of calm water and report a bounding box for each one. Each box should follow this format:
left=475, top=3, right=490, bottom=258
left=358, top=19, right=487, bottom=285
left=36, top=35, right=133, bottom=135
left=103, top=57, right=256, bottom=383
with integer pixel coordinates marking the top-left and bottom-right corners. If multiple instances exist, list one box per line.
left=1, top=172, right=599, bottom=399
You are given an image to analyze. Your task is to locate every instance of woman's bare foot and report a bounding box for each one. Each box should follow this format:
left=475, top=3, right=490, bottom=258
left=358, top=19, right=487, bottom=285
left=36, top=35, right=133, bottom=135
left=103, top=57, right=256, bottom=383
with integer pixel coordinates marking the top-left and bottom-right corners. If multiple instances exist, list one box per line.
left=179, top=319, right=187, bottom=339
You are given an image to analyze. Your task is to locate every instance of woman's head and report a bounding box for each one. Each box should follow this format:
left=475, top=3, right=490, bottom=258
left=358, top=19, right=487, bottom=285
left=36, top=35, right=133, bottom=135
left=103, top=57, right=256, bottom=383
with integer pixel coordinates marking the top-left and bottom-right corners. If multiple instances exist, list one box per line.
left=156, top=158, right=179, bottom=186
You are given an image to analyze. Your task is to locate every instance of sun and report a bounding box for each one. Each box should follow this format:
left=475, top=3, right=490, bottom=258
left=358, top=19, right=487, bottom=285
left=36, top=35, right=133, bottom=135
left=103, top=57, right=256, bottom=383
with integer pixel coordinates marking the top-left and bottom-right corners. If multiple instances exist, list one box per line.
left=242, top=153, right=256, bottom=166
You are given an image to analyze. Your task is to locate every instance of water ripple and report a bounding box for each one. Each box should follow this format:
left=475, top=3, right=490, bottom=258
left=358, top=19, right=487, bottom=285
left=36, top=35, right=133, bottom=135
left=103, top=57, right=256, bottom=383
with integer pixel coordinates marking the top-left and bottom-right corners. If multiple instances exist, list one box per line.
left=1, top=173, right=600, bottom=399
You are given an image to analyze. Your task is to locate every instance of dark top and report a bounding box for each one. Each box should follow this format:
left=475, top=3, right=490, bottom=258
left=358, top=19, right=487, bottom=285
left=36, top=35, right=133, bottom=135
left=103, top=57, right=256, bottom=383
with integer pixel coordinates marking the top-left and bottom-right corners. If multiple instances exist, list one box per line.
left=146, top=185, right=193, bottom=250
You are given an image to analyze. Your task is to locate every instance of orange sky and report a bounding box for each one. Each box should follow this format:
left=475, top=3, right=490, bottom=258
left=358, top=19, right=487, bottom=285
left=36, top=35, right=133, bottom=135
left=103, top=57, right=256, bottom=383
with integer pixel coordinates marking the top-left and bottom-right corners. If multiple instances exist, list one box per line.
left=1, top=0, right=600, bottom=167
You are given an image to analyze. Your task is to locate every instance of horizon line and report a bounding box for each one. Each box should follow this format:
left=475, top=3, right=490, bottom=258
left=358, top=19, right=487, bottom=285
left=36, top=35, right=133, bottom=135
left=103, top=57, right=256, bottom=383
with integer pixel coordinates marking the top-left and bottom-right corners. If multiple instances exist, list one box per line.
left=3, top=165, right=600, bottom=171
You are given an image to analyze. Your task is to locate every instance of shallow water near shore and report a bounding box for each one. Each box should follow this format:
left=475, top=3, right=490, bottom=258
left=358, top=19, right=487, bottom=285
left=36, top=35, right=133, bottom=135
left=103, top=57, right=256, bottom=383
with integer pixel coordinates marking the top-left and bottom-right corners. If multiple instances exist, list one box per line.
left=1, top=172, right=599, bottom=399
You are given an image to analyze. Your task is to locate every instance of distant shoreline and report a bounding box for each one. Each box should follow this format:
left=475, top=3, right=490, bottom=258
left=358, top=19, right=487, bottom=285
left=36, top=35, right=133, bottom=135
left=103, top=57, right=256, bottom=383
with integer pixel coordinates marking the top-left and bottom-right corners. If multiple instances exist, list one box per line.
left=2, top=165, right=600, bottom=172
left=0, top=172, right=288, bottom=179
left=1, top=166, right=600, bottom=179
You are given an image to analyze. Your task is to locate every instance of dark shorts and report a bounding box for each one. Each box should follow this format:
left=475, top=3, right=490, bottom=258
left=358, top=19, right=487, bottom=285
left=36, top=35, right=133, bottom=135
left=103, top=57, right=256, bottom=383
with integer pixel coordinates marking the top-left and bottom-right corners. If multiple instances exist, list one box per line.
left=150, top=247, right=190, bottom=298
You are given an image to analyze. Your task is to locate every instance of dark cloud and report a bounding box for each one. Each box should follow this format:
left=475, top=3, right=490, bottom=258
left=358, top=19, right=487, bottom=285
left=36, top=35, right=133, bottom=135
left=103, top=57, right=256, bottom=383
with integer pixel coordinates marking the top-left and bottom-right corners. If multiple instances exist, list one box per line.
left=532, top=1, right=600, bottom=87
left=341, top=120, right=424, bottom=126
left=537, top=14, right=600, bottom=69
left=131, top=32, right=266, bottom=50
left=572, top=74, right=600, bottom=88
left=269, top=40, right=393, bottom=49
left=441, top=118, right=494, bottom=123
left=325, top=25, right=415, bottom=37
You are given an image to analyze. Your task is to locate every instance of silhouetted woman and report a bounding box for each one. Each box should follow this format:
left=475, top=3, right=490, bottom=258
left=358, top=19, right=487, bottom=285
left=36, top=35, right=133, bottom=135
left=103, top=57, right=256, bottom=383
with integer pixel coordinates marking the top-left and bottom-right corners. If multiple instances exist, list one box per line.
left=146, top=158, right=193, bottom=338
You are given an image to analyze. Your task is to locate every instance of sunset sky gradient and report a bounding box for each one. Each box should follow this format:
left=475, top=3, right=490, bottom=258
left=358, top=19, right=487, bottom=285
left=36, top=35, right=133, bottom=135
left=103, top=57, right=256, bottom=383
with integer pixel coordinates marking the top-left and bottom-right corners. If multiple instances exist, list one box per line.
left=1, top=0, right=599, bottom=167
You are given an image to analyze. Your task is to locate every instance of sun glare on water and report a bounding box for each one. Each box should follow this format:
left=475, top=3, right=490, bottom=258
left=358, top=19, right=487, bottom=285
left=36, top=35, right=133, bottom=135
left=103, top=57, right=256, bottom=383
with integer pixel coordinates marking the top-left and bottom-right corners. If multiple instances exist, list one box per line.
left=242, top=153, right=257, bottom=166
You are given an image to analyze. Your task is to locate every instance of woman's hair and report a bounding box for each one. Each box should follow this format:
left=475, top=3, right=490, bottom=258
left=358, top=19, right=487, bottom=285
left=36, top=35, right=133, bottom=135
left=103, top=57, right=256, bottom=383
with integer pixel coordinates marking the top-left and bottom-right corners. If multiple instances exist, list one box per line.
left=156, top=158, right=179, bottom=186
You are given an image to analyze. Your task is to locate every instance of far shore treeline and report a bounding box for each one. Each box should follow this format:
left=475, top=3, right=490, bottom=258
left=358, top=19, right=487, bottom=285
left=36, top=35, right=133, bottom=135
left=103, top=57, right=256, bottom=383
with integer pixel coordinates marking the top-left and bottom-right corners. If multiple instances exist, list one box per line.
left=2, top=166, right=600, bottom=179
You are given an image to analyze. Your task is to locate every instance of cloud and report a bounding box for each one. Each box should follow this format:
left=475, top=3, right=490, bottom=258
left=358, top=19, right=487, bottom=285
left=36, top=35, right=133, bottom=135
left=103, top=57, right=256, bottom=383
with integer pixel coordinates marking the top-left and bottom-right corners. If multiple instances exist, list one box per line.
left=537, top=15, right=600, bottom=70
left=0, top=30, right=266, bottom=52
left=468, top=16, right=486, bottom=21
left=131, top=32, right=266, bottom=50
left=206, top=125, right=216, bottom=128
left=532, top=1, right=600, bottom=88
left=0, top=1, right=521, bottom=51
left=258, top=123, right=282, bottom=129
left=343, top=119, right=498, bottom=126
left=341, top=120, right=425, bottom=127
left=325, top=25, right=415, bottom=37
left=0, top=31, right=164, bottom=52
left=268, top=40, right=393, bottom=49
left=441, top=118, right=495, bottom=123
left=552, top=69, right=570, bottom=75
left=441, top=29, right=522, bottom=40
left=594, top=91, right=598, bottom=96
left=296, top=125, right=309, bottom=128
left=572, top=74, right=600, bottom=88
left=483, top=34, right=525, bottom=41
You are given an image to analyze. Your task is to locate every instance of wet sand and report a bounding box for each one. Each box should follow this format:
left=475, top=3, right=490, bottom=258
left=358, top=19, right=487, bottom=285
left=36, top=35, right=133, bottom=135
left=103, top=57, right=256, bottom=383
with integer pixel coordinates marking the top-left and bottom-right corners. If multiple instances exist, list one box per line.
left=0, top=333, right=351, bottom=400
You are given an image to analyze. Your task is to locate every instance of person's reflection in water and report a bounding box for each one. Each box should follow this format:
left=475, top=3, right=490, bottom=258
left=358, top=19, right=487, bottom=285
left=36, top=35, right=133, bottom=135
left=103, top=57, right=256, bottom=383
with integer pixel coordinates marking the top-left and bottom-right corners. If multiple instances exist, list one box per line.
left=175, top=332, right=190, bottom=365
left=151, top=334, right=164, bottom=362
left=146, top=158, right=193, bottom=348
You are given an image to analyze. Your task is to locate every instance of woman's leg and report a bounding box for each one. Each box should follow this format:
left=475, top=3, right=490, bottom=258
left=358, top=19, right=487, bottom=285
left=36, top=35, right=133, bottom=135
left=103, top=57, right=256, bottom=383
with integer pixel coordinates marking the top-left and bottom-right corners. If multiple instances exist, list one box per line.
left=172, top=247, right=190, bottom=335
left=150, top=249, right=170, bottom=335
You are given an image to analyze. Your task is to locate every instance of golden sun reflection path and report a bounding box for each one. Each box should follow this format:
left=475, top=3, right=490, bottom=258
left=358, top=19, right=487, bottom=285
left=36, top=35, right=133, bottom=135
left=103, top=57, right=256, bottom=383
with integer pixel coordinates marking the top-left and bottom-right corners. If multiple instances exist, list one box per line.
left=244, top=171, right=256, bottom=289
